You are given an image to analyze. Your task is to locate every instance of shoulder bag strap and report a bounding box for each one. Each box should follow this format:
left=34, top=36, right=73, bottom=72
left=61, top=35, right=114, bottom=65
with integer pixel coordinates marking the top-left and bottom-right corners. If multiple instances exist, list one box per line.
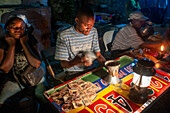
left=12, top=67, right=23, bottom=90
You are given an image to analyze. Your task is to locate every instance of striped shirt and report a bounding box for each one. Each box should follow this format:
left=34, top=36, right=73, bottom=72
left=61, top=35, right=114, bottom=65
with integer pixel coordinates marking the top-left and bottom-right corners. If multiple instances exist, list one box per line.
left=55, top=26, right=100, bottom=71
left=111, top=24, right=144, bottom=51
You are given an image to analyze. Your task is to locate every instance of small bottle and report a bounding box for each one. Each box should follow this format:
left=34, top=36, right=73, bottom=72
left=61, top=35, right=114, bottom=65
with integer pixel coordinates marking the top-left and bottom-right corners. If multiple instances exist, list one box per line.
left=142, top=26, right=149, bottom=34
left=141, top=21, right=153, bottom=34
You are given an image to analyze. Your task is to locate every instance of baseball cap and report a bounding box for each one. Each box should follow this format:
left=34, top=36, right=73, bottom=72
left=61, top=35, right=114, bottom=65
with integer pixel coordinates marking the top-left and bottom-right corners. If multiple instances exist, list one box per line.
left=16, top=14, right=31, bottom=27
left=128, top=11, right=149, bottom=21
left=7, top=14, right=31, bottom=27
left=4, top=14, right=32, bottom=29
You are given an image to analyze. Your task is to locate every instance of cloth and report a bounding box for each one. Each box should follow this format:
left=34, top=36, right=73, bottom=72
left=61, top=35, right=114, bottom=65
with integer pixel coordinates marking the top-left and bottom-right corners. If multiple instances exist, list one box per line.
left=111, top=24, right=144, bottom=51
left=0, top=81, right=24, bottom=104
left=139, top=0, right=157, bottom=8
left=157, top=0, right=168, bottom=24
left=157, top=0, right=168, bottom=9
left=55, top=26, right=100, bottom=72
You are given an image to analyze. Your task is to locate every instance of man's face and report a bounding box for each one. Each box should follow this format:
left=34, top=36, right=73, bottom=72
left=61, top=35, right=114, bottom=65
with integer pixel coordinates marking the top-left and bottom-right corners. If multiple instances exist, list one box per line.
left=132, top=19, right=147, bottom=29
left=75, top=15, right=95, bottom=35
left=7, top=18, right=26, bottom=39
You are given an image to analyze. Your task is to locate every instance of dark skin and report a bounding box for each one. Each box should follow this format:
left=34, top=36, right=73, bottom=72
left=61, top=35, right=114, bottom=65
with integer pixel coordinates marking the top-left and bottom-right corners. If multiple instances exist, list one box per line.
left=60, top=15, right=106, bottom=68
left=131, top=19, right=165, bottom=50
left=0, top=18, right=41, bottom=74
left=131, top=19, right=149, bottom=37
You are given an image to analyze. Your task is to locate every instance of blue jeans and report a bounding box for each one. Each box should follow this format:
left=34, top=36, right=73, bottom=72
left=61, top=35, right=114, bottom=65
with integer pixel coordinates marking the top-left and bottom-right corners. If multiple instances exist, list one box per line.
left=0, top=61, right=47, bottom=104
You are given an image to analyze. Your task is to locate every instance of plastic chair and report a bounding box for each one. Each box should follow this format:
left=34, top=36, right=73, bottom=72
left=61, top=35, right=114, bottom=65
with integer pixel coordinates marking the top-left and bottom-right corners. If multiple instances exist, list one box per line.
left=103, top=30, right=115, bottom=52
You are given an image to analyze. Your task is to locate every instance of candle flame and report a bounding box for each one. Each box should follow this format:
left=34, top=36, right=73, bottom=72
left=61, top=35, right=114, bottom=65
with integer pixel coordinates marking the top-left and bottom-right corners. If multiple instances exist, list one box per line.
left=155, top=63, right=161, bottom=68
left=161, top=45, right=164, bottom=51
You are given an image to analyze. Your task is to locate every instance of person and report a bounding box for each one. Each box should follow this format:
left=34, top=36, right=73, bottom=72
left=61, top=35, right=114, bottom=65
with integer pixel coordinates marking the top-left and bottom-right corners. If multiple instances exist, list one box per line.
left=111, top=11, right=164, bottom=59
left=55, top=6, right=106, bottom=75
left=0, top=14, right=46, bottom=113
left=164, top=25, right=170, bottom=40
left=163, top=25, right=170, bottom=53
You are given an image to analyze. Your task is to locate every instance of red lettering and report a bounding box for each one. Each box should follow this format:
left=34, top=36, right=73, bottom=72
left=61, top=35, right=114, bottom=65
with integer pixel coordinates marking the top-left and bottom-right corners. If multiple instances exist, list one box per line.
left=150, top=81, right=163, bottom=89
left=94, top=104, right=107, bottom=113
left=119, top=70, right=127, bottom=78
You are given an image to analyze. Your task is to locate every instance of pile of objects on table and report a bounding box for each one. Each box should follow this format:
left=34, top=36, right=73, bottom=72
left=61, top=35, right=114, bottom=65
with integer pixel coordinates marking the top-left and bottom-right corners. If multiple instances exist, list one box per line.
left=48, top=79, right=101, bottom=112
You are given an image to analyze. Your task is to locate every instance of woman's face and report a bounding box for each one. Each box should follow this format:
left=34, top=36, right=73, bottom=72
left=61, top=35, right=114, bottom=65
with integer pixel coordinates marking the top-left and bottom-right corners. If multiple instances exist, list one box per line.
left=7, top=18, right=26, bottom=39
left=75, top=15, right=95, bottom=35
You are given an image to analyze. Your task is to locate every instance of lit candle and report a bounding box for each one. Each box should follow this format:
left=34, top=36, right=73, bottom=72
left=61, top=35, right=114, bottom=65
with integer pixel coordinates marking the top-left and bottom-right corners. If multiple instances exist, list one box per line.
left=161, top=45, right=164, bottom=52
left=157, top=45, right=164, bottom=60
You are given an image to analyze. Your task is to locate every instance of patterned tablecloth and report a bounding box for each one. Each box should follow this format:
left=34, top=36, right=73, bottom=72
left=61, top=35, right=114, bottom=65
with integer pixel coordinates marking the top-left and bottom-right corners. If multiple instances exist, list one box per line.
left=44, top=55, right=170, bottom=113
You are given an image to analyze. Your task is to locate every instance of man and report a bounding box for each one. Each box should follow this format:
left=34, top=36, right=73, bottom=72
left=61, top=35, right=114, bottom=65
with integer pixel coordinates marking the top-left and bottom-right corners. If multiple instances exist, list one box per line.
left=55, top=6, right=105, bottom=73
left=111, top=11, right=163, bottom=59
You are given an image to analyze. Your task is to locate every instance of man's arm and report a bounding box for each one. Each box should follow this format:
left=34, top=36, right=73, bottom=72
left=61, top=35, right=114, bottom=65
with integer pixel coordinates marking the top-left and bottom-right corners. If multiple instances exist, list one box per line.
left=139, top=42, right=163, bottom=50
left=60, top=60, right=78, bottom=68
left=95, top=52, right=106, bottom=66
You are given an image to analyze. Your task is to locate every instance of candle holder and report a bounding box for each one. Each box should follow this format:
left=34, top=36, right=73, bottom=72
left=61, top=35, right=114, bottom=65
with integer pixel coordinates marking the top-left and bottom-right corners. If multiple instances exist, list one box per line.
left=157, top=45, right=165, bottom=60
left=157, top=52, right=164, bottom=60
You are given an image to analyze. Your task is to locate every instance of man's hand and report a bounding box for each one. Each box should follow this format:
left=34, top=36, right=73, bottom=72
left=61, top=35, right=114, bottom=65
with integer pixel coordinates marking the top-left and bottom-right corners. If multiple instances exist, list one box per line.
left=140, top=28, right=150, bottom=37
left=60, top=52, right=93, bottom=69
left=5, top=34, right=16, bottom=47
left=84, top=60, right=93, bottom=67
left=73, top=52, right=93, bottom=67
left=140, top=25, right=154, bottom=38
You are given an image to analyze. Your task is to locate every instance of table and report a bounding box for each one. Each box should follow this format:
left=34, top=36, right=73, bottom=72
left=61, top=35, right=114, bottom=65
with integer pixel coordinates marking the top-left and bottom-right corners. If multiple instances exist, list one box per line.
left=118, top=48, right=170, bottom=74
left=44, top=55, right=170, bottom=113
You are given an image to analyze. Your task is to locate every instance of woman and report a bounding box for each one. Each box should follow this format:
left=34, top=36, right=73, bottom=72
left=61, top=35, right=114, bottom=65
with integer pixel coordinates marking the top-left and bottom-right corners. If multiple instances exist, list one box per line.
left=0, top=14, right=46, bottom=113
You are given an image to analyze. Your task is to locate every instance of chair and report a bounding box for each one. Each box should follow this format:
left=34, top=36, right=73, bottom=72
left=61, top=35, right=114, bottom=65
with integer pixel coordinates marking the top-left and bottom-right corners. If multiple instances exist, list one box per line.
left=102, top=30, right=118, bottom=60
left=103, top=30, right=117, bottom=52
left=41, top=47, right=64, bottom=88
